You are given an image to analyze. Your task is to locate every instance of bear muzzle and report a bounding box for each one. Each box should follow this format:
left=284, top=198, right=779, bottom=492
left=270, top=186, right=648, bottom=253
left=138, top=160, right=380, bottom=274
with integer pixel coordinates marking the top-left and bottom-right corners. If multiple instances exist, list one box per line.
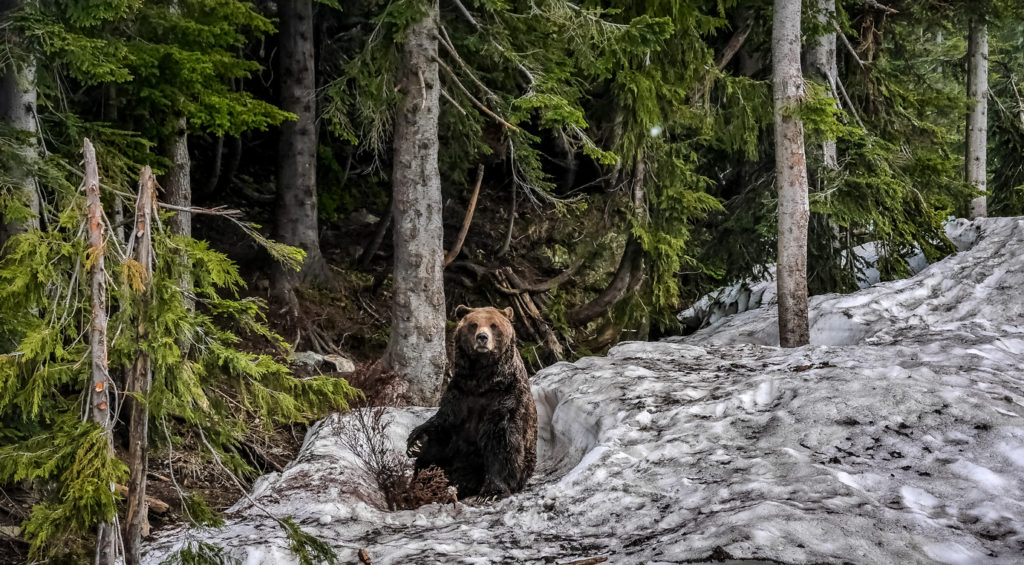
left=474, top=330, right=491, bottom=351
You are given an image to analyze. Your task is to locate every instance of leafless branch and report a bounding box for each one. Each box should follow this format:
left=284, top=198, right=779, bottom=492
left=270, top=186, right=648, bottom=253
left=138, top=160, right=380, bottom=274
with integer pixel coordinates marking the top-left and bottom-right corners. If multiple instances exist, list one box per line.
left=444, top=165, right=485, bottom=267
left=435, top=57, right=520, bottom=132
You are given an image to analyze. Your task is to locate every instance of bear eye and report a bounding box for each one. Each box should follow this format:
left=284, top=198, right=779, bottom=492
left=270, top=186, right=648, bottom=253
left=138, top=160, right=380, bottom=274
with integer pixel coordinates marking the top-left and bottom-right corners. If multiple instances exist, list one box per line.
left=469, top=322, right=477, bottom=331
left=490, top=323, right=498, bottom=331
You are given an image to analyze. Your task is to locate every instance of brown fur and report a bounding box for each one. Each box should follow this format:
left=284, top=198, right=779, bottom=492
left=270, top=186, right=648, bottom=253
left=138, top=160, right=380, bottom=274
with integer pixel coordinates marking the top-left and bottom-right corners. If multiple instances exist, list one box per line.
left=406, top=306, right=538, bottom=499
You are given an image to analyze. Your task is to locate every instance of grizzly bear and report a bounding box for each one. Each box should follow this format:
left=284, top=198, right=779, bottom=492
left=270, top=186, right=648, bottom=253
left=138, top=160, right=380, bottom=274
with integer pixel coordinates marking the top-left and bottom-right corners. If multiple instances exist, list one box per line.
left=406, top=305, right=537, bottom=500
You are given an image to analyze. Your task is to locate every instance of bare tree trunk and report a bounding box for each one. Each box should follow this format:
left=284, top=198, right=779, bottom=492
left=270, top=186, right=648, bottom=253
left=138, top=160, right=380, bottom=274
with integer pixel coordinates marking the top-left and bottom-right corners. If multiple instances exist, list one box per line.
left=773, top=0, right=811, bottom=347
left=83, top=139, right=117, bottom=565
left=966, top=19, right=989, bottom=219
left=807, top=0, right=838, bottom=170
left=0, top=0, right=41, bottom=247
left=124, top=167, right=157, bottom=565
left=163, top=116, right=191, bottom=237
left=384, top=0, right=446, bottom=406
left=275, top=0, right=328, bottom=310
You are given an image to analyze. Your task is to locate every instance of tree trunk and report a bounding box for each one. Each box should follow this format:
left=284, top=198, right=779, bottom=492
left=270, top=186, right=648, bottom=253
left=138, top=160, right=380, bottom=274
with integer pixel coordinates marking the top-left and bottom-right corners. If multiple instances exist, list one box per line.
left=773, top=0, right=811, bottom=347
left=163, top=116, right=191, bottom=237
left=275, top=0, right=328, bottom=309
left=807, top=0, right=838, bottom=170
left=966, top=19, right=988, bottom=219
left=383, top=0, right=447, bottom=406
left=124, top=167, right=157, bottom=565
left=83, top=139, right=117, bottom=565
left=0, top=0, right=41, bottom=247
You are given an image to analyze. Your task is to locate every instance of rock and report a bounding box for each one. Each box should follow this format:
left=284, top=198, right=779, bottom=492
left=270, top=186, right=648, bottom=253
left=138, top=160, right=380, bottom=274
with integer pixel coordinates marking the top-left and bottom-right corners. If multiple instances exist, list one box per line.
left=289, top=351, right=355, bottom=373
left=348, top=209, right=380, bottom=226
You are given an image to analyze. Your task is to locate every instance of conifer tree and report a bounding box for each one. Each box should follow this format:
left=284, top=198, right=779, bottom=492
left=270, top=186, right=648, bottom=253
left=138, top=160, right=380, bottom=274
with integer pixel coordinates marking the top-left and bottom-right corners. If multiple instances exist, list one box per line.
left=967, top=17, right=989, bottom=219
left=275, top=0, right=329, bottom=311
left=383, top=0, right=447, bottom=405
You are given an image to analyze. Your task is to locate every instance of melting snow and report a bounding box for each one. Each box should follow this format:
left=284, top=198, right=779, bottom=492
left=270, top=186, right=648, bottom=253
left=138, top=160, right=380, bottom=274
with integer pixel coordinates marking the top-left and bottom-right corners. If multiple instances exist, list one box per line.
left=145, top=218, right=1024, bottom=564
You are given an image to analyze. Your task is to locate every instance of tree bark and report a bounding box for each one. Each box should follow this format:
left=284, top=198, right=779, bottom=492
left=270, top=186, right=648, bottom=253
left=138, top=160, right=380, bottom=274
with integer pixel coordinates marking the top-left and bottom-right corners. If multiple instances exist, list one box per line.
left=275, top=0, right=328, bottom=308
left=163, top=116, right=191, bottom=237
left=966, top=19, right=988, bottom=219
left=383, top=0, right=447, bottom=406
left=125, top=167, right=157, bottom=565
left=807, top=0, right=838, bottom=170
left=773, top=0, right=811, bottom=347
left=83, top=139, right=117, bottom=565
left=0, top=0, right=41, bottom=248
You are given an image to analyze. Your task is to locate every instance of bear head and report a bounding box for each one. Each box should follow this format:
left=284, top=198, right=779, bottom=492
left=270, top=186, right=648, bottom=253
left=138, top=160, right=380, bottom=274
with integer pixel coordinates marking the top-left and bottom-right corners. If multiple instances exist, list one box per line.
left=455, top=305, right=515, bottom=357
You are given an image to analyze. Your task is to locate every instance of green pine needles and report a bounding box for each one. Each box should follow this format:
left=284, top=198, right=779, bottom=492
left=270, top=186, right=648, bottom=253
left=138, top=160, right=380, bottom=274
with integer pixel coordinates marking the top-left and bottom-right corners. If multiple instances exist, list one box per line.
left=0, top=163, right=357, bottom=559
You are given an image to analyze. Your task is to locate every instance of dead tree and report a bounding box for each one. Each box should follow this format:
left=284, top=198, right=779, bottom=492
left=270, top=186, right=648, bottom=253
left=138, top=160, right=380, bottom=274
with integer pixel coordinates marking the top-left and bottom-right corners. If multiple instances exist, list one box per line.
left=124, top=166, right=158, bottom=565
left=83, top=138, right=117, bottom=564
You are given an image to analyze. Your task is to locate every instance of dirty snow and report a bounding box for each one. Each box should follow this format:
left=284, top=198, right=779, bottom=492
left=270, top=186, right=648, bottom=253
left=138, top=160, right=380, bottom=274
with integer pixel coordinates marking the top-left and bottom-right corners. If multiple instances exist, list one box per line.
left=678, top=219, right=978, bottom=333
left=144, top=218, right=1024, bottom=564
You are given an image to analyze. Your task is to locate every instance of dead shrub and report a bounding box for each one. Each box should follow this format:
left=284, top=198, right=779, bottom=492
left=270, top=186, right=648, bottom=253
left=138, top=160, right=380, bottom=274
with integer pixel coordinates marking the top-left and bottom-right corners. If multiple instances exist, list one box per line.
left=344, top=362, right=402, bottom=407
left=340, top=405, right=456, bottom=510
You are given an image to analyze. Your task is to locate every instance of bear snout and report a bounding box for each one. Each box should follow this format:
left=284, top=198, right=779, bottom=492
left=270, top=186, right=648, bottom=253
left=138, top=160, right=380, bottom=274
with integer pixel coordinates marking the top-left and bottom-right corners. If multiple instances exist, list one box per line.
left=475, top=331, right=490, bottom=349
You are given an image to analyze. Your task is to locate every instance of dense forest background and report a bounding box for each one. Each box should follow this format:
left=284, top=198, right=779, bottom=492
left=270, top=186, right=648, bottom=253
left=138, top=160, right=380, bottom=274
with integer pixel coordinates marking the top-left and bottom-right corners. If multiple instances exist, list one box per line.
left=2, top=0, right=1024, bottom=563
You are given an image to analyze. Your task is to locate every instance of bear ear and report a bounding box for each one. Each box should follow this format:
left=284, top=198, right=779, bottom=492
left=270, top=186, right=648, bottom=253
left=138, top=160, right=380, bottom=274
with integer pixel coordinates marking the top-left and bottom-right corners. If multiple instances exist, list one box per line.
left=455, top=305, right=473, bottom=319
left=501, top=307, right=514, bottom=321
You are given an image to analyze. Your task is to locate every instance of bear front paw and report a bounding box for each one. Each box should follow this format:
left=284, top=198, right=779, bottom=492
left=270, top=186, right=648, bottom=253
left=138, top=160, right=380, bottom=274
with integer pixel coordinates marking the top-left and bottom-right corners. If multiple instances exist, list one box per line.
left=406, top=427, right=428, bottom=457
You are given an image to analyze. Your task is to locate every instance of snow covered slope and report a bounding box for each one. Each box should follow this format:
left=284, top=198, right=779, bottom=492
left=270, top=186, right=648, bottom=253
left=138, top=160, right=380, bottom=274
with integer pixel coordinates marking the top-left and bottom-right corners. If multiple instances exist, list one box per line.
left=144, top=218, right=1024, bottom=565
left=678, top=219, right=979, bottom=333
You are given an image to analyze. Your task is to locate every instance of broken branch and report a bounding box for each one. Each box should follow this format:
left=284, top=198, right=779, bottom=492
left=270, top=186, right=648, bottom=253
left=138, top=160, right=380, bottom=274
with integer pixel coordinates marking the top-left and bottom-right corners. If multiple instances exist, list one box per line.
left=444, top=165, right=485, bottom=267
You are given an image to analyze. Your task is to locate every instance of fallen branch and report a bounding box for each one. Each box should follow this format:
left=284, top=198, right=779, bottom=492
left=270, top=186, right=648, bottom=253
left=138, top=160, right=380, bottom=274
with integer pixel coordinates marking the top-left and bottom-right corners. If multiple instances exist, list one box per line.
left=444, top=165, right=484, bottom=267
left=834, top=76, right=866, bottom=130
left=715, top=13, right=754, bottom=69
left=558, top=557, right=608, bottom=565
left=864, top=0, right=898, bottom=14
left=496, top=268, right=564, bottom=361
left=834, top=22, right=866, bottom=69
left=491, top=258, right=584, bottom=294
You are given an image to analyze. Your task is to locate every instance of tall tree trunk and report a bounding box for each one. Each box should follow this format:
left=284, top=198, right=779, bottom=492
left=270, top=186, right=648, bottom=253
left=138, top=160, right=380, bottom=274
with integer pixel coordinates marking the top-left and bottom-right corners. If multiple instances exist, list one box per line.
left=807, top=0, right=838, bottom=170
left=773, top=0, right=811, bottom=347
left=163, top=116, right=191, bottom=237
left=966, top=19, right=989, bottom=219
left=384, top=0, right=446, bottom=406
left=275, top=0, right=328, bottom=310
left=83, top=139, right=117, bottom=565
left=0, top=0, right=41, bottom=248
left=124, top=167, right=157, bottom=565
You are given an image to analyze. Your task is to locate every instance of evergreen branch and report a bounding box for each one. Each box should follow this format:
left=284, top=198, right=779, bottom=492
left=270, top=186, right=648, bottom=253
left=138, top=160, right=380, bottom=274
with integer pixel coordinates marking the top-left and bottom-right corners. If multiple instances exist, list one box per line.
left=439, top=88, right=468, bottom=114
left=435, top=57, right=520, bottom=132
left=447, top=0, right=535, bottom=86
left=437, top=25, right=500, bottom=105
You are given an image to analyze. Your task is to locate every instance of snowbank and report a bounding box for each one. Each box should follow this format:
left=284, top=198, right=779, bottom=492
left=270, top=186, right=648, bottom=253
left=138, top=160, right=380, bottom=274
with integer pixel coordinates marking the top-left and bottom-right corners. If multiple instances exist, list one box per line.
left=144, top=218, right=1024, bottom=564
left=678, top=219, right=979, bottom=333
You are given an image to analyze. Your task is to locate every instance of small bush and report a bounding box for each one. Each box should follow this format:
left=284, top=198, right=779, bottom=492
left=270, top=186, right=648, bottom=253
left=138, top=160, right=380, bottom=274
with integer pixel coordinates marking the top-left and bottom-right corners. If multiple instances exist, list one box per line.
left=340, top=406, right=456, bottom=510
